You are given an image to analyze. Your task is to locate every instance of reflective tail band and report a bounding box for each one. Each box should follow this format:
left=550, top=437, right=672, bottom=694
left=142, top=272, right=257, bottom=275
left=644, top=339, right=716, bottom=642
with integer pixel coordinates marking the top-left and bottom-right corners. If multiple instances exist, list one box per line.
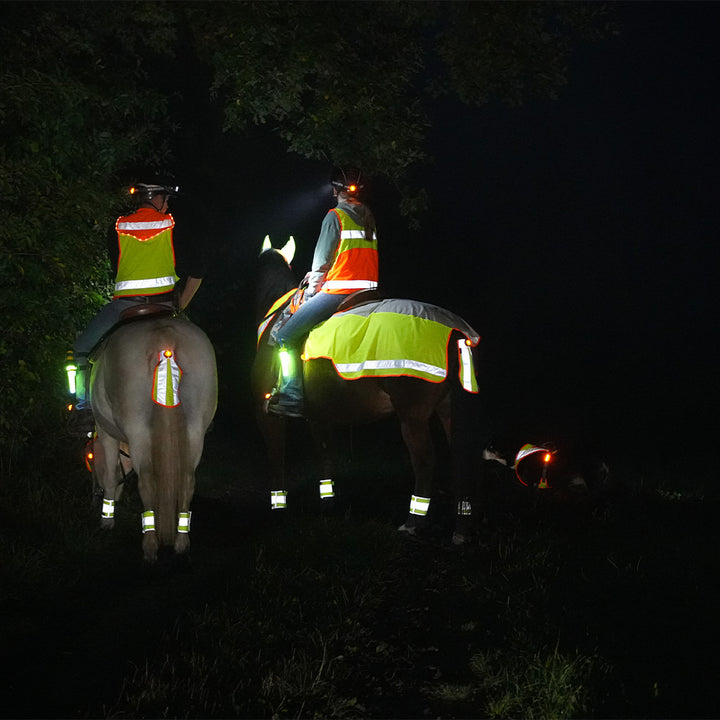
left=271, top=490, right=288, bottom=509
left=101, top=498, right=115, bottom=519
left=409, top=495, right=431, bottom=516
left=457, top=339, right=478, bottom=393
left=152, top=350, right=182, bottom=407
left=319, top=479, right=335, bottom=499
left=177, top=511, right=192, bottom=533
left=141, top=510, right=156, bottom=533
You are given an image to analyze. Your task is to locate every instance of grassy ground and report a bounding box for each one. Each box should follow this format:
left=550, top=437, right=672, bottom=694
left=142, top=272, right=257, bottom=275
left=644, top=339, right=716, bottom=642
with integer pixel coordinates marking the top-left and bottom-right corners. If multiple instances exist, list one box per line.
left=1, top=421, right=717, bottom=719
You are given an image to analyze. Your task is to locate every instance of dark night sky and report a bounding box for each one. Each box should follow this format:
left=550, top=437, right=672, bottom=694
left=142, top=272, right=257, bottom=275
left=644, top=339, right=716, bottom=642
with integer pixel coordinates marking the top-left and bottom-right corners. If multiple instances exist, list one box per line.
left=185, top=2, right=719, bottom=466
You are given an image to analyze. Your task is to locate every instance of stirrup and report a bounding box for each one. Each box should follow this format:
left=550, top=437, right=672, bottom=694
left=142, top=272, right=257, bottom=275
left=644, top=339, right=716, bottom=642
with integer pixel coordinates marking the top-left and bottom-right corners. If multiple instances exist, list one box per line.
left=265, top=389, right=304, bottom=418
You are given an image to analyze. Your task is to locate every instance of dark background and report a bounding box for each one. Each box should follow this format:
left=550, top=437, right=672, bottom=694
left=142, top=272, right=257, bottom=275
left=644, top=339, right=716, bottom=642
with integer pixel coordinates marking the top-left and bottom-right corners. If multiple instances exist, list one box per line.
left=174, top=1, right=718, bottom=474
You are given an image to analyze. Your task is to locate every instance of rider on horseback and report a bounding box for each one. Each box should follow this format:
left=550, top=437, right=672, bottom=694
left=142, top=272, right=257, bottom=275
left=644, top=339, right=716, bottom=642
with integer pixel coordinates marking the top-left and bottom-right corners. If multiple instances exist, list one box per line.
left=266, top=167, right=379, bottom=417
left=68, top=181, right=203, bottom=432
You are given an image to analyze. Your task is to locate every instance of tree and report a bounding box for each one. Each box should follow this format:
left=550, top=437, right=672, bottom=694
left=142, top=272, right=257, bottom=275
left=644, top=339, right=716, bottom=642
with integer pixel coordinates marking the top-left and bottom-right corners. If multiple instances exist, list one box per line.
left=0, top=1, right=612, bottom=468
left=0, top=2, right=177, bottom=469
left=188, top=1, right=612, bottom=214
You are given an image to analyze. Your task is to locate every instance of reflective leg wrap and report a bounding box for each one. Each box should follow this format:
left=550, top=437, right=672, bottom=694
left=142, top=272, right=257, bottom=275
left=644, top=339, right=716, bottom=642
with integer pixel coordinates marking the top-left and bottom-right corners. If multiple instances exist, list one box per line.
left=319, top=479, right=335, bottom=499
left=271, top=490, right=288, bottom=509
left=141, top=510, right=156, bottom=533
left=457, top=498, right=472, bottom=516
left=177, top=511, right=192, bottom=533
left=409, top=495, right=431, bottom=516
left=101, top=498, right=115, bottom=519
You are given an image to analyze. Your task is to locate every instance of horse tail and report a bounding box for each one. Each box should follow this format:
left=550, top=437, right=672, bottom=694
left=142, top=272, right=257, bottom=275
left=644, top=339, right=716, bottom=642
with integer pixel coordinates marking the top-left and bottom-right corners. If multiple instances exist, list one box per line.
left=150, top=398, right=188, bottom=547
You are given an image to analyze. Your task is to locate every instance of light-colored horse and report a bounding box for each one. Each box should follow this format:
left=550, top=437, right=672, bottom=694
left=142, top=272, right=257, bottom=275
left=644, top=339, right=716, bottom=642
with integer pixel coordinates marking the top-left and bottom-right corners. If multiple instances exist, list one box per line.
left=252, top=238, right=483, bottom=543
left=90, top=313, right=217, bottom=562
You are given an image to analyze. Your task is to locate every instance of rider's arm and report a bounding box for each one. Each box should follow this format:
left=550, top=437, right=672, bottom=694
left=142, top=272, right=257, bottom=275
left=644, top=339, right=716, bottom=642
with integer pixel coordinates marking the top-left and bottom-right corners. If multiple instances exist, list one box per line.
left=307, top=210, right=341, bottom=294
left=178, top=276, right=202, bottom=309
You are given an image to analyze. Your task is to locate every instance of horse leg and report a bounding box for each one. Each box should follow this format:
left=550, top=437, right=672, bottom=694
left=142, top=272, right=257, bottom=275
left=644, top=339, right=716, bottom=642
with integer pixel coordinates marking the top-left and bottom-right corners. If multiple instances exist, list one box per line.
left=309, top=421, right=336, bottom=510
left=257, top=407, right=288, bottom=511
left=93, top=429, right=121, bottom=530
left=397, top=413, right=435, bottom=536
left=131, top=437, right=159, bottom=563
left=174, top=429, right=202, bottom=555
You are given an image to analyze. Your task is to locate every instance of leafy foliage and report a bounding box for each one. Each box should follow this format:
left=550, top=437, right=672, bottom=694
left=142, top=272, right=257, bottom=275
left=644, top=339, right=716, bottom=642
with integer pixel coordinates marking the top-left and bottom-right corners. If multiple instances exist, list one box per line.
left=0, top=2, right=176, bottom=468
left=190, top=1, right=612, bottom=213
left=0, top=1, right=612, bottom=467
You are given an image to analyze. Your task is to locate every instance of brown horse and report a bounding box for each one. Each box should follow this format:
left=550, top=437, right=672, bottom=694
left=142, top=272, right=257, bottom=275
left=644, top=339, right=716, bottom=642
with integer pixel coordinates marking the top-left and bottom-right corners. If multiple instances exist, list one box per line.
left=252, top=238, right=483, bottom=543
left=90, top=312, right=217, bottom=562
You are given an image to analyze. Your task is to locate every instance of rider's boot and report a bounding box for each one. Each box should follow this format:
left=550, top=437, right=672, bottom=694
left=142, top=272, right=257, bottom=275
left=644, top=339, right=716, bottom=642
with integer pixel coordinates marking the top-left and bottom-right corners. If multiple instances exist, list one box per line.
left=266, top=345, right=304, bottom=418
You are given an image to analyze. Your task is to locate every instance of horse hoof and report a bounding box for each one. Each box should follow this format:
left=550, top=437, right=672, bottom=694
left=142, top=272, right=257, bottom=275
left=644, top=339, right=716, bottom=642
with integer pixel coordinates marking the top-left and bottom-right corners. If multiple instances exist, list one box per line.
left=451, top=532, right=467, bottom=545
left=398, top=522, right=417, bottom=535
left=100, top=518, right=115, bottom=531
left=174, top=534, right=190, bottom=555
left=142, top=532, right=159, bottom=563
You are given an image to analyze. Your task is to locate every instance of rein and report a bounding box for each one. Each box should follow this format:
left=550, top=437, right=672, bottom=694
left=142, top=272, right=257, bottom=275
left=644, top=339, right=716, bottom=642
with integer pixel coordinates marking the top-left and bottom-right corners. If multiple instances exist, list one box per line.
left=257, top=288, right=297, bottom=348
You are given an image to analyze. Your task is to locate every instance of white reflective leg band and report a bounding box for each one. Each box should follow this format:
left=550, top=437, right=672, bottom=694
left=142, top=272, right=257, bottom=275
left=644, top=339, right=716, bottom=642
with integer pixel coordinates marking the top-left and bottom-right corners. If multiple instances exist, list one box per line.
left=101, top=498, right=115, bottom=519
left=409, top=495, right=431, bottom=516
left=177, top=511, right=192, bottom=533
left=141, top=510, right=156, bottom=533
left=457, top=499, right=473, bottom=516
left=319, top=479, right=335, bottom=499
left=271, top=490, right=288, bottom=509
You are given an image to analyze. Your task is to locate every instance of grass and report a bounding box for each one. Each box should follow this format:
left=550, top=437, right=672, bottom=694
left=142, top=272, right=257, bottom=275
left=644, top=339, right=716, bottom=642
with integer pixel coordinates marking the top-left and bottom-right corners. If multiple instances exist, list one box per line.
left=1, top=430, right=718, bottom=718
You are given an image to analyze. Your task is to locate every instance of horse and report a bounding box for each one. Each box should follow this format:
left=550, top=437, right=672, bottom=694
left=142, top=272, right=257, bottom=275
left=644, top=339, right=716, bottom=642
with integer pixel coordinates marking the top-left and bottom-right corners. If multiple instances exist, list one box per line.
left=252, top=237, right=483, bottom=544
left=89, top=309, right=217, bottom=562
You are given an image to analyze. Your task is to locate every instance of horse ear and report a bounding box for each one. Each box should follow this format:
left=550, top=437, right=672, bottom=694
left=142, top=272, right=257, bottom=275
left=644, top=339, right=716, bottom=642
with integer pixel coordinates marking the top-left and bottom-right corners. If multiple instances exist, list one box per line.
left=279, top=236, right=296, bottom=265
left=261, top=235, right=272, bottom=254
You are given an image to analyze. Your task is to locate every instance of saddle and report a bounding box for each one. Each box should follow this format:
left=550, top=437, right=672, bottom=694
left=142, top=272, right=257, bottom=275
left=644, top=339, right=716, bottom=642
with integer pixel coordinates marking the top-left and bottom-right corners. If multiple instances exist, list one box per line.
left=335, top=289, right=383, bottom=312
left=89, top=304, right=176, bottom=362
left=119, top=303, right=175, bottom=322
left=270, top=288, right=383, bottom=346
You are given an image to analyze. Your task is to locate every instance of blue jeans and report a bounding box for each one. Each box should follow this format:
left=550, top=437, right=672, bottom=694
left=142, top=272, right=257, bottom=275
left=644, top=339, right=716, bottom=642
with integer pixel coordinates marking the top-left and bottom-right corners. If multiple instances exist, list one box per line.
left=273, top=291, right=348, bottom=349
left=74, top=296, right=174, bottom=357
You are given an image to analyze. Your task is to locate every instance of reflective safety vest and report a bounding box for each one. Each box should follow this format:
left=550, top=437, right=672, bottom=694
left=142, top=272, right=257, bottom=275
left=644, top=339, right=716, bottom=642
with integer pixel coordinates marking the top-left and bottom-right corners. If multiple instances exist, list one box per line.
left=322, top=207, right=378, bottom=295
left=113, top=207, right=178, bottom=297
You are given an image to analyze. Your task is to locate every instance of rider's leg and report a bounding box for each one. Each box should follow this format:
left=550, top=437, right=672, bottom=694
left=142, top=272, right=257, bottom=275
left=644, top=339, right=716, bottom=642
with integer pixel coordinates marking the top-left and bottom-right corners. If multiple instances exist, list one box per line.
left=267, top=292, right=347, bottom=417
left=73, top=299, right=136, bottom=409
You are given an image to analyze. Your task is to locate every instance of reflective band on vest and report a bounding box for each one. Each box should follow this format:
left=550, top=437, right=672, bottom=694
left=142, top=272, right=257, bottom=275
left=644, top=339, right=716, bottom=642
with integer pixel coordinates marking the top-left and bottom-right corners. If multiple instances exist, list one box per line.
left=152, top=350, right=182, bottom=407
left=323, top=279, right=378, bottom=290
left=409, top=495, right=431, bottom=516
left=319, top=479, right=335, bottom=498
left=117, top=218, right=174, bottom=233
left=271, top=490, right=288, bottom=509
left=102, top=498, right=115, bottom=519
left=115, top=276, right=177, bottom=292
left=177, top=511, right=192, bottom=533
left=141, top=510, right=156, bottom=533
left=457, top=339, right=478, bottom=393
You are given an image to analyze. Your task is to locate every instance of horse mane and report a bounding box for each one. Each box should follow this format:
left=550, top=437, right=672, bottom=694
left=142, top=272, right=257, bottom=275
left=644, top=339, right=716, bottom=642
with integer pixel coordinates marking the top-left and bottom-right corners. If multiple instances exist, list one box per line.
left=255, top=249, right=297, bottom=324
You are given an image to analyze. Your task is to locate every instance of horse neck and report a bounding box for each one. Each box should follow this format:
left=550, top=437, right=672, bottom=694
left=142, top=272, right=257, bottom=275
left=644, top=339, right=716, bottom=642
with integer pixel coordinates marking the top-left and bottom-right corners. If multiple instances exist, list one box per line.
left=255, top=254, right=296, bottom=324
